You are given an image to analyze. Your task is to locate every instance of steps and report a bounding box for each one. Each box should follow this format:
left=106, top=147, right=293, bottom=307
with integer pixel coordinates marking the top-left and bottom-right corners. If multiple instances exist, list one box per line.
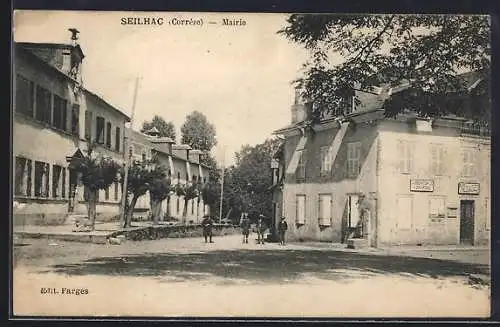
left=347, top=238, right=369, bottom=249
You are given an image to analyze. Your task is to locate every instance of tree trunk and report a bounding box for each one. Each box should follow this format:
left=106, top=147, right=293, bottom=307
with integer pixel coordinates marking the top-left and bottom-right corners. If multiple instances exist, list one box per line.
left=151, top=199, right=162, bottom=225
left=182, top=198, right=189, bottom=225
left=87, top=189, right=98, bottom=231
left=125, top=195, right=138, bottom=228
left=166, top=196, right=171, bottom=219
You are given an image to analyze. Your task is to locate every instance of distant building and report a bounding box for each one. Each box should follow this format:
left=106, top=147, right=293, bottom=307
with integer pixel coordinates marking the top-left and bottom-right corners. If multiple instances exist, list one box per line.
left=127, top=128, right=211, bottom=223
left=272, top=75, right=490, bottom=247
left=13, top=30, right=130, bottom=226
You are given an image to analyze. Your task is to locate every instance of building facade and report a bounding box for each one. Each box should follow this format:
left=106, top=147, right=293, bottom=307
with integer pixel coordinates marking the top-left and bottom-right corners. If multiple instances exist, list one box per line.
left=127, top=128, right=211, bottom=223
left=272, top=79, right=491, bottom=247
left=13, top=35, right=130, bottom=226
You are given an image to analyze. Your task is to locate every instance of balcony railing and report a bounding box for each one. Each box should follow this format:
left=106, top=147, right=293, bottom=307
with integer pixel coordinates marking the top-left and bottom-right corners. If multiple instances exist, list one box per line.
left=460, top=121, right=491, bottom=137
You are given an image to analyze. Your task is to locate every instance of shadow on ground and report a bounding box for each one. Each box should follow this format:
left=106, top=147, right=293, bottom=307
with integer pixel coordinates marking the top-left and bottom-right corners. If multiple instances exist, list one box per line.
left=41, top=249, right=490, bottom=285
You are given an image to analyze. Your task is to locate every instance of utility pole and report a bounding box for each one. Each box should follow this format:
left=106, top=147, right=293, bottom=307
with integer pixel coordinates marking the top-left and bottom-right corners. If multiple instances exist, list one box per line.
left=218, top=146, right=226, bottom=223
left=119, top=76, right=140, bottom=228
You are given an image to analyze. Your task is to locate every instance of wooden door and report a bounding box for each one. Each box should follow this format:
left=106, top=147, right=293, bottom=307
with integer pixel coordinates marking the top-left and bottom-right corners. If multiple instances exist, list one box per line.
left=460, top=200, right=475, bottom=245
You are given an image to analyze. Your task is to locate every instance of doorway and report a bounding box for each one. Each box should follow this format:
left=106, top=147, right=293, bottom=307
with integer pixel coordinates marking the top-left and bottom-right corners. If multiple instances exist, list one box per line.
left=460, top=200, right=475, bottom=245
left=68, top=169, right=78, bottom=213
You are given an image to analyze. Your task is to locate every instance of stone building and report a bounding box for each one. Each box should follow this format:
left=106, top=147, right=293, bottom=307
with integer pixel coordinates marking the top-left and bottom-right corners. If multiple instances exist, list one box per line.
left=13, top=31, right=130, bottom=226
left=126, top=128, right=211, bottom=223
left=272, top=75, right=491, bottom=247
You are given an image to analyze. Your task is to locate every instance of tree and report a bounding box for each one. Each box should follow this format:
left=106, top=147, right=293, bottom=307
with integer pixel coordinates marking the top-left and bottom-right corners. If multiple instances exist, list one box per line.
left=147, top=163, right=172, bottom=225
left=180, top=111, right=217, bottom=152
left=230, top=139, right=282, bottom=222
left=122, top=160, right=152, bottom=228
left=71, top=144, right=120, bottom=231
left=278, top=14, right=490, bottom=121
left=141, top=115, right=176, bottom=140
left=174, top=181, right=200, bottom=224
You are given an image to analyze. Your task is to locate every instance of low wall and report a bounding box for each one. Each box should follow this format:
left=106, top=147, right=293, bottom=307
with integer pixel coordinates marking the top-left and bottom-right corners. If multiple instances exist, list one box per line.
left=123, top=224, right=240, bottom=241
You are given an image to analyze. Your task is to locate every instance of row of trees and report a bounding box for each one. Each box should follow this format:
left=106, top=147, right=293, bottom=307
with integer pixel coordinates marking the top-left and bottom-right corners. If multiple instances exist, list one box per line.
left=72, top=145, right=204, bottom=230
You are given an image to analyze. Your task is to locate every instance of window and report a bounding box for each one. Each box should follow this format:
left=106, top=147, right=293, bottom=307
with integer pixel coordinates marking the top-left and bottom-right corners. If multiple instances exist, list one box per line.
left=96, top=116, right=105, bottom=144
left=35, top=86, right=51, bottom=124
left=105, top=186, right=110, bottom=200
left=461, top=148, right=476, bottom=177
left=61, top=168, right=66, bottom=198
left=397, top=140, right=415, bottom=174
left=115, top=127, right=121, bottom=152
left=191, top=199, right=194, bottom=214
left=347, top=142, right=361, bottom=177
left=52, top=165, right=62, bottom=198
left=14, top=157, right=32, bottom=196
left=52, top=95, right=67, bottom=130
left=142, top=153, right=147, bottom=162
left=430, top=145, right=447, bottom=175
left=296, top=194, right=306, bottom=224
left=429, top=197, right=446, bottom=219
left=71, top=104, right=80, bottom=136
left=176, top=197, right=180, bottom=214
left=34, top=161, right=49, bottom=197
left=114, top=181, right=119, bottom=201
left=318, top=194, right=332, bottom=226
left=397, top=195, right=413, bottom=229
left=84, top=111, right=92, bottom=141
left=16, top=75, right=34, bottom=117
left=177, top=172, right=181, bottom=183
left=106, top=122, right=112, bottom=148
left=296, top=150, right=306, bottom=180
left=320, top=146, right=332, bottom=176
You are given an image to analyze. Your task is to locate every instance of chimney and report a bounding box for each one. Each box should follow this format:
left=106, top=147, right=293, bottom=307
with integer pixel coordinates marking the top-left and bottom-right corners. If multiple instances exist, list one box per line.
left=291, top=87, right=307, bottom=124
left=69, top=28, right=80, bottom=46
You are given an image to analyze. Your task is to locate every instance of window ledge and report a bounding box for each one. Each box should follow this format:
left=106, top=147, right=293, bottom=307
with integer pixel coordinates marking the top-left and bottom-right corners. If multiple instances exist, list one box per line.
left=15, top=112, right=79, bottom=139
left=14, top=196, right=68, bottom=204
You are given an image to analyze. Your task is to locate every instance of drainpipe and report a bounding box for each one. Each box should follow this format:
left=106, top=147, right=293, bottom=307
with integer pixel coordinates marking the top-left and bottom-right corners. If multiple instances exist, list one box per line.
left=375, top=135, right=381, bottom=248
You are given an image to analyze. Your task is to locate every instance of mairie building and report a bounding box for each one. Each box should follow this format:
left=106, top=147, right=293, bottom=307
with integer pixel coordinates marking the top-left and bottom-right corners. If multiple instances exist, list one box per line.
left=271, top=76, right=490, bottom=247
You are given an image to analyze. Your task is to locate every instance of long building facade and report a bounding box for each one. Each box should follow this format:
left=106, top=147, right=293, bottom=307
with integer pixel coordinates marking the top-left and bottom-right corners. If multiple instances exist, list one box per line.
left=272, top=78, right=491, bottom=247
left=13, top=35, right=130, bottom=226
left=13, top=30, right=211, bottom=226
left=129, top=129, right=211, bottom=223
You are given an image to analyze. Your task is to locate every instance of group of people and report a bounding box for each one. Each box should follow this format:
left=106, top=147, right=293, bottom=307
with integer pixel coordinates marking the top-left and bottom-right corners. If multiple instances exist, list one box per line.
left=200, top=213, right=289, bottom=245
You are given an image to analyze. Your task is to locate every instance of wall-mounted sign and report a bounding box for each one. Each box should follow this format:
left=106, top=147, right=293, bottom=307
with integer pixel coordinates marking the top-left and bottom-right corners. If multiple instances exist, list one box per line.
left=458, top=182, right=480, bottom=195
left=270, top=159, right=279, bottom=169
left=447, top=207, right=458, bottom=218
left=410, top=179, right=434, bottom=192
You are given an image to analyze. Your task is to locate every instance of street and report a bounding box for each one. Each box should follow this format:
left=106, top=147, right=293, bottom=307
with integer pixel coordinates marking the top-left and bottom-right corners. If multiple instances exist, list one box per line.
left=13, top=234, right=490, bottom=318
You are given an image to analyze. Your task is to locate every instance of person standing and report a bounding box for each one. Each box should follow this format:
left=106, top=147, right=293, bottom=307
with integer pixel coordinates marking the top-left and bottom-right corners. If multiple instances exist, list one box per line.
left=257, top=215, right=267, bottom=244
left=278, top=216, right=288, bottom=245
left=201, top=214, right=214, bottom=243
left=240, top=213, right=250, bottom=244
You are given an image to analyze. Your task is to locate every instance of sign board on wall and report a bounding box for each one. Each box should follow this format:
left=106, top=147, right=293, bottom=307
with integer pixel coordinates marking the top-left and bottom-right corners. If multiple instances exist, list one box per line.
left=410, top=179, right=434, bottom=192
left=458, top=182, right=480, bottom=195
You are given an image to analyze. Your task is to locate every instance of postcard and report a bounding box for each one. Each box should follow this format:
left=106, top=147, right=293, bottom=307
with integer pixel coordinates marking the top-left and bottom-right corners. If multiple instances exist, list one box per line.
left=12, top=10, right=491, bottom=318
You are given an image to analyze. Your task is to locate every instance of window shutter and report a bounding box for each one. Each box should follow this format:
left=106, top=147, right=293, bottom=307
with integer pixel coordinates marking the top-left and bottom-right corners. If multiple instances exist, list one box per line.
left=85, top=111, right=92, bottom=141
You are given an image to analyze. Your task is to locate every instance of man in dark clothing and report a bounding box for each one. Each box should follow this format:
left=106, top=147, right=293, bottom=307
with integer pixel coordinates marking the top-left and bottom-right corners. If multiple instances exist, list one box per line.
left=278, top=216, right=288, bottom=245
left=201, top=215, right=214, bottom=243
left=240, top=214, right=251, bottom=244
left=256, top=215, right=267, bottom=244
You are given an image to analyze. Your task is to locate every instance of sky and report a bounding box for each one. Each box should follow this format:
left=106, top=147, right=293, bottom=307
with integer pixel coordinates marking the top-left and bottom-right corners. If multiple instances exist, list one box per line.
left=13, top=10, right=309, bottom=166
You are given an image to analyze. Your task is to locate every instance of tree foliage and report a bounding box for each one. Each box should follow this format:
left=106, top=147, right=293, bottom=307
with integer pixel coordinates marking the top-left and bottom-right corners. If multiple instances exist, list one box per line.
left=71, top=144, right=121, bottom=230
left=180, top=111, right=217, bottom=152
left=278, top=14, right=490, bottom=121
left=141, top=115, right=176, bottom=140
